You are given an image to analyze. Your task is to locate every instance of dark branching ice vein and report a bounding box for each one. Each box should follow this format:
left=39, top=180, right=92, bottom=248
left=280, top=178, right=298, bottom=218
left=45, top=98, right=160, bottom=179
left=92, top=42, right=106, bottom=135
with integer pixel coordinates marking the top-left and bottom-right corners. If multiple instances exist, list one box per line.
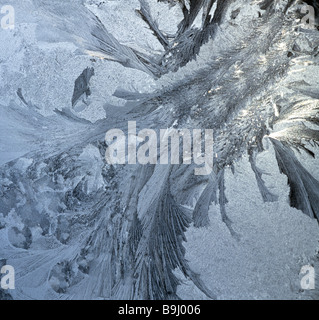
left=1, top=0, right=319, bottom=299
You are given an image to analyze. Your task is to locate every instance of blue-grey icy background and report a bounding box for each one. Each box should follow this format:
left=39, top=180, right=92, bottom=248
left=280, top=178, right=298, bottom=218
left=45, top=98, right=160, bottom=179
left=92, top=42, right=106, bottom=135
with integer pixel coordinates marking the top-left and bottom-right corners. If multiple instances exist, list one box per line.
left=0, top=0, right=319, bottom=300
